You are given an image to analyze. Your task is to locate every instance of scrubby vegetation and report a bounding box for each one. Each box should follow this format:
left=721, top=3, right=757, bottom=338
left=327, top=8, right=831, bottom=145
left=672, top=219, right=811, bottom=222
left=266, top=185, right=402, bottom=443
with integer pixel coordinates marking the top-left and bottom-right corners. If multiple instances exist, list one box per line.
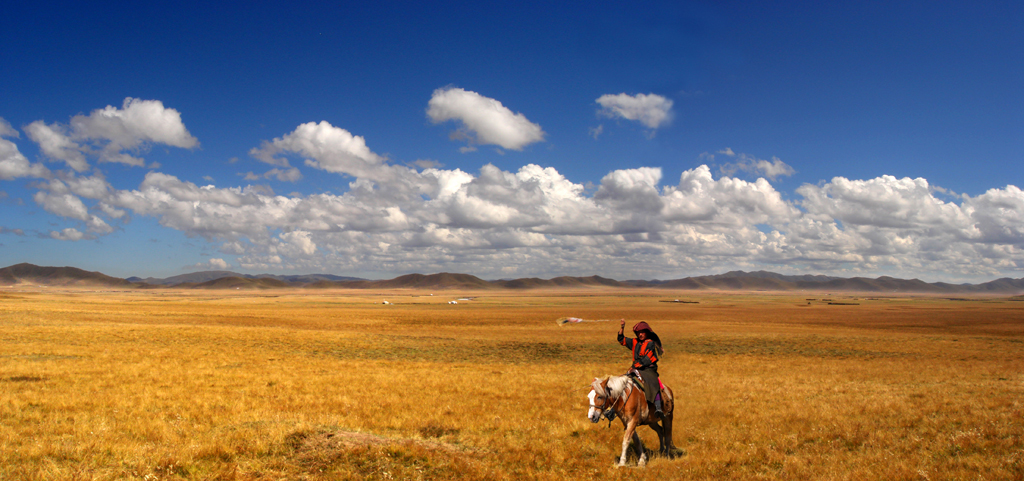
left=1, top=289, right=1022, bottom=479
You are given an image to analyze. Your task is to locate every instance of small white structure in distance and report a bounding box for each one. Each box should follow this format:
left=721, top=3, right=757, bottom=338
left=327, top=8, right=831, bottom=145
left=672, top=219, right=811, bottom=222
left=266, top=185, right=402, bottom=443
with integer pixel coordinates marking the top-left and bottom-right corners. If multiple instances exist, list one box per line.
left=382, top=300, right=390, bottom=305
left=448, top=300, right=458, bottom=304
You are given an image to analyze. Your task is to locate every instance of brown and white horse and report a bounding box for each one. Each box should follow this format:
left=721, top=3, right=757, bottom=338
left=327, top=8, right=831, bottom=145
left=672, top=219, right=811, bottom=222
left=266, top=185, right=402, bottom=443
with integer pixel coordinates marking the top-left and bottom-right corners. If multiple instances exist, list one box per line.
left=588, top=375, right=676, bottom=467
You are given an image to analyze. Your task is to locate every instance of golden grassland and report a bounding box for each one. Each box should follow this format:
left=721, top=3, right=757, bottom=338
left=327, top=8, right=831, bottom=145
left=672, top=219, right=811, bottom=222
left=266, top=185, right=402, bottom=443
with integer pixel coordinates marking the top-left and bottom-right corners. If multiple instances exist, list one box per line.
left=1, top=287, right=1022, bottom=480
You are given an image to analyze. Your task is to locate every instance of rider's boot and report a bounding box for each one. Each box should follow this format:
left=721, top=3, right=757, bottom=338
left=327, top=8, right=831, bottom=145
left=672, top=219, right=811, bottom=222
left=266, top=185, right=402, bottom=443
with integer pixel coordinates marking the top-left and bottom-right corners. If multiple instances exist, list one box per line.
left=654, top=392, right=663, bottom=418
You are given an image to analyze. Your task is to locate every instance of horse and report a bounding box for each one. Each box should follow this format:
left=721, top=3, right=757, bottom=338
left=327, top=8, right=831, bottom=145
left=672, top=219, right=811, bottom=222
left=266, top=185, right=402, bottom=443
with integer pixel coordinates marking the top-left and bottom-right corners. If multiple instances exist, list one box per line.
left=587, top=374, right=676, bottom=467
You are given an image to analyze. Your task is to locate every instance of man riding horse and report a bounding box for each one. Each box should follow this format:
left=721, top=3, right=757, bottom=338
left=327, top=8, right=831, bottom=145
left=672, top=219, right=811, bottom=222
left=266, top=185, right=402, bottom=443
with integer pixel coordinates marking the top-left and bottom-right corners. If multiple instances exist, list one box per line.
left=618, top=319, right=664, bottom=417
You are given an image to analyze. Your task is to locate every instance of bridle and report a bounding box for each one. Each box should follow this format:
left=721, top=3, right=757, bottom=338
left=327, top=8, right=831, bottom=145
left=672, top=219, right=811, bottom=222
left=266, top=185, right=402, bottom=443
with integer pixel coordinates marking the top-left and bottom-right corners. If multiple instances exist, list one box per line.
left=590, top=385, right=620, bottom=425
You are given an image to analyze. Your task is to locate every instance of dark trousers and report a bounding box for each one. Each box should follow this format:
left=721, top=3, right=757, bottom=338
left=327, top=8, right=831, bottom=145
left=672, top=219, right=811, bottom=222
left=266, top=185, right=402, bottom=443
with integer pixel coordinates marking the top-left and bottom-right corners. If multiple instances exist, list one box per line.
left=637, top=366, right=659, bottom=404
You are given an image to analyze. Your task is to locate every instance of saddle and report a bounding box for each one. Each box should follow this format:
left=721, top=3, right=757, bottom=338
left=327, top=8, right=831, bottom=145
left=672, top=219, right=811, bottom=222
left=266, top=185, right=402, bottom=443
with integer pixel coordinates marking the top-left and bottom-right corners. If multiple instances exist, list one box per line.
left=626, top=368, right=664, bottom=397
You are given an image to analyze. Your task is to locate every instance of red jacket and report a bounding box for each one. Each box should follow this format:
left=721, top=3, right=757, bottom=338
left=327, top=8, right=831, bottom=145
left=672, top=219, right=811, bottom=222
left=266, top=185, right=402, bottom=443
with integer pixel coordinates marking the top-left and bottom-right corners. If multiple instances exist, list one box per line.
left=618, top=333, right=659, bottom=369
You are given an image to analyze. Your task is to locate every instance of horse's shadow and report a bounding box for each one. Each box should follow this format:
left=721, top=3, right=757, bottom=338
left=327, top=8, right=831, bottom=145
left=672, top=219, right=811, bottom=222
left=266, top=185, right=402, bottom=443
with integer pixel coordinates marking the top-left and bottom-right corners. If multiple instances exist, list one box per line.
left=612, top=440, right=687, bottom=465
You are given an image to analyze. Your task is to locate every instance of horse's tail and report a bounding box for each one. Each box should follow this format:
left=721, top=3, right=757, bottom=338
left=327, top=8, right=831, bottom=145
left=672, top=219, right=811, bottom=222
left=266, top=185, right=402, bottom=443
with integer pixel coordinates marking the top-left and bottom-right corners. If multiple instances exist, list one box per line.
left=661, top=384, right=674, bottom=417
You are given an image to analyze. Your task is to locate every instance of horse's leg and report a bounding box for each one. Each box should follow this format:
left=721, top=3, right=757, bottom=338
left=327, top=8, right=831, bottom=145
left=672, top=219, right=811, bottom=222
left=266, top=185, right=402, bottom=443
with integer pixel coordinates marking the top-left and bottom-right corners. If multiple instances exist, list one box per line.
left=647, top=421, right=666, bottom=455
left=632, top=429, right=647, bottom=467
left=664, top=414, right=675, bottom=456
left=618, top=417, right=638, bottom=467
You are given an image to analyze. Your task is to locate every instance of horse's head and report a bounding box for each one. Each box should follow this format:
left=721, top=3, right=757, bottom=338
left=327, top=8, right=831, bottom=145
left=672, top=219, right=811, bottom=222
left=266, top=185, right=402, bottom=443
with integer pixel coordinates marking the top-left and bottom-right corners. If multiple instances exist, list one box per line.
left=587, top=377, right=615, bottom=423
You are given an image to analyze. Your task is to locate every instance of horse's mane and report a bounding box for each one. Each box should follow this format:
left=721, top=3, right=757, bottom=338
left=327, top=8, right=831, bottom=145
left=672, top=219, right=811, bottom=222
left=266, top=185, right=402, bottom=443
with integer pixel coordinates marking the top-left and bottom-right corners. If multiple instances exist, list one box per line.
left=601, top=375, right=629, bottom=399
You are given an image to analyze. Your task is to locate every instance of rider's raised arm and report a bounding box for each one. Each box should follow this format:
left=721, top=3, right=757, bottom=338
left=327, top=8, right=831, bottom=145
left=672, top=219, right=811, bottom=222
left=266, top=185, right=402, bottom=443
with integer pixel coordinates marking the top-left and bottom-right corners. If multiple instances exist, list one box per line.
left=617, top=318, right=634, bottom=347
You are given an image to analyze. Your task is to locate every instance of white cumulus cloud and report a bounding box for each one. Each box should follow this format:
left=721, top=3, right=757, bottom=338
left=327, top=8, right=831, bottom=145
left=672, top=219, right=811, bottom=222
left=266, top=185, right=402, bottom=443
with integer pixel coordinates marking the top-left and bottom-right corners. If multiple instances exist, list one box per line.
left=963, top=185, right=1024, bottom=245
left=277, top=230, right=318, bottom=256
left=57, top=149, right=1023, bottom=281
left=24, top=121, right=90, bottom=172
left=719, top=153, right=796, bottom=180
left=596, top=93, right=673, bottom=129
left=34, top=188, right=90, bottom=221
left=25, top=98, right=197, bottom=169
left=0, top=118, right=18, bottom=138
left=191, top=258, right=231, bottom=270
left=50, top=227, right=85, bottom=241
left=797, top=176, right=970, bottom=231
left=427, top=87, right=545, bottom=151
left=250, top=120, right=393, bottom=181
left=5, top=101, right=1023, bottom=282
left=1, top=136, right=50, bottom=180
left=71, top=98, right=198, bottom=149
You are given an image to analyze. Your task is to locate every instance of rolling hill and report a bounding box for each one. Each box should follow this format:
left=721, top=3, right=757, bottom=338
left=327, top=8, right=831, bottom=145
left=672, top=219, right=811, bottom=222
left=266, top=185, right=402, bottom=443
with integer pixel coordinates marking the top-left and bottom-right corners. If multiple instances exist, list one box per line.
left=4, top=263, right=1024, bottom=293
left=0, top=263, right=136, bottom=287
left=128, top=271, right=363, bottom=285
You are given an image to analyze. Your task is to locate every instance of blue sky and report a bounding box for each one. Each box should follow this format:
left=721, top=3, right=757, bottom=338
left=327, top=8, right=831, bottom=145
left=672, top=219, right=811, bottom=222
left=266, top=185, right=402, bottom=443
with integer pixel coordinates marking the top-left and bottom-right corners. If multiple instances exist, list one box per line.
left=1, top=1, right=1022, bottom=282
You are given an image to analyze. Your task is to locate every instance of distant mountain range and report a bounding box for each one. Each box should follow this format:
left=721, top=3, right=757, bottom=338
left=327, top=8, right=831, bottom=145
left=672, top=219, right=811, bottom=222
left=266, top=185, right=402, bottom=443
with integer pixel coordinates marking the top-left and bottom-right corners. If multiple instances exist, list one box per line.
left=3, top=262, right=1024, bottom=294
left=126, top=270, right=364, bottom=286
left=0, top=263, right=135, bottom=288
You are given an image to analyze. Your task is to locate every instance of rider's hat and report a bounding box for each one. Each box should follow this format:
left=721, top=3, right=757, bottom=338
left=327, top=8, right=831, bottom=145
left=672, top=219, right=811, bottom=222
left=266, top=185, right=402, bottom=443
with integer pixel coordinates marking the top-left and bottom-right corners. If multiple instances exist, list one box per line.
left=632, top=321, right=664, bottom=355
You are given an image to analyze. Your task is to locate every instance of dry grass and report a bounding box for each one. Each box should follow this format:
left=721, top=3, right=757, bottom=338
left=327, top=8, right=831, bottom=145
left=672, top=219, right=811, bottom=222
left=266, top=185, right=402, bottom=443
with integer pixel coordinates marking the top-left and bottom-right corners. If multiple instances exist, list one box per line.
left=1, top=288, right=1022, bottom=479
